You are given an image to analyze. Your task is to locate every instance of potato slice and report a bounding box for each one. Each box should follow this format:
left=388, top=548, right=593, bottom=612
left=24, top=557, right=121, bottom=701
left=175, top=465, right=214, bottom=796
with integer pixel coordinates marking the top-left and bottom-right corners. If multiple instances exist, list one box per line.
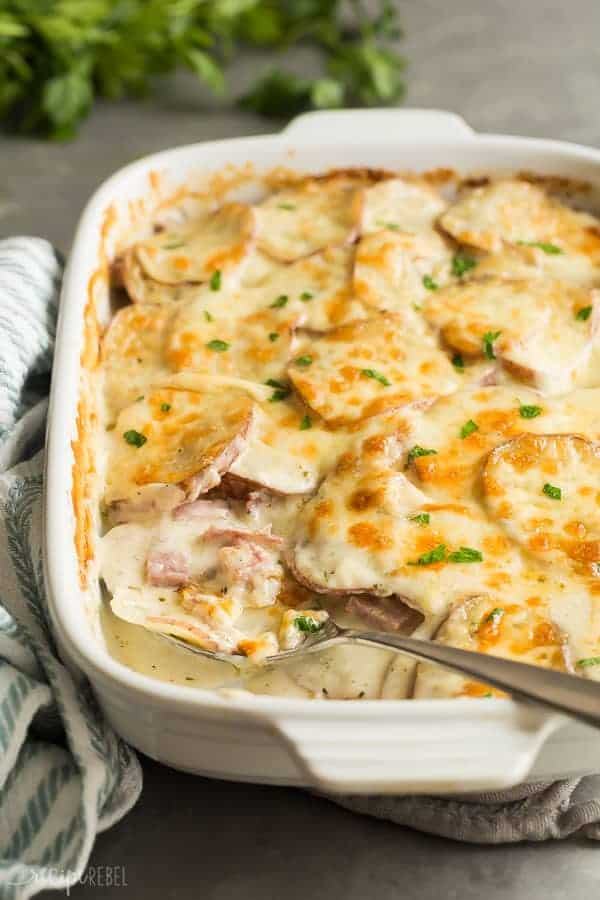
left=250, top=245, right=365, bottom=331
left=290, top=443, right=523, bottom=619
left=104, top=386, right=255, bottom=503
left=288, top=314, right=460, bottom=425
left=424, top=276, right=600, bottom=394
left=229, top=401, right=347, bottom=495
left=483, top=433, right=600, bottom=574
left=136, top=203, right=256, bottom=284
left=353, top=228, right=452, bottom=320
left=101, top=303, right=175, bottom=416
left=355, top=176, right=447, bottom=235
left=166, top=298, right=299, bottom=382
left=440, top=178, right=600, bottom=259
left=256, top=176, right=359, bottom=261
left=413, top=594, right=569, bottom=698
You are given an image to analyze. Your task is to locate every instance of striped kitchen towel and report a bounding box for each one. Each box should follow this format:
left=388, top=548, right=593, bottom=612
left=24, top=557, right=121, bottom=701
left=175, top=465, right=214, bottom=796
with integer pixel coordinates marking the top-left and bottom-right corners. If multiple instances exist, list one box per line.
left=0, top=238, right=142, bottom=899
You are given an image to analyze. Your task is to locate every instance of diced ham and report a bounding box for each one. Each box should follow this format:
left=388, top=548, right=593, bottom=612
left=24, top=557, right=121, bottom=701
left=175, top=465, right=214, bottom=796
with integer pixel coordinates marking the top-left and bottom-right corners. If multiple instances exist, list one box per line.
left=219, top=540, right=279, bottom=582
left=146, top=549, right=190, bottom=588
left=478, top=366, right=499, bottom=386
left=172, top=498, right=232, bottom=523
left=345, top=595, right=424, bottom=633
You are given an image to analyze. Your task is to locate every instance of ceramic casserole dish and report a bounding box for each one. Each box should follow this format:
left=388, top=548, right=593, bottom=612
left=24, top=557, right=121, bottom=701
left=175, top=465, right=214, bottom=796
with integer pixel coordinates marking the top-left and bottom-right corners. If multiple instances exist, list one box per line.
left=44, top=108, right=600, bottom=795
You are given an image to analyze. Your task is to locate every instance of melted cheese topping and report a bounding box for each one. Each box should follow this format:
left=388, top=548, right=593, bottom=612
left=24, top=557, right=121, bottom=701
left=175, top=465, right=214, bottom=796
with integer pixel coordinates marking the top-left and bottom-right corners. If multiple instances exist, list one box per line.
left=99, top=173, right=600, bottom=699
left=288, top=313, right=460, bottom=425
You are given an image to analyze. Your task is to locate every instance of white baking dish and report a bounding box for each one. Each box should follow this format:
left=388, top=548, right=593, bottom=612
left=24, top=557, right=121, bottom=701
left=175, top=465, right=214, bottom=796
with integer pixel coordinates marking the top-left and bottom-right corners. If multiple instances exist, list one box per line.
left=44, top=108, right=600, bottom=795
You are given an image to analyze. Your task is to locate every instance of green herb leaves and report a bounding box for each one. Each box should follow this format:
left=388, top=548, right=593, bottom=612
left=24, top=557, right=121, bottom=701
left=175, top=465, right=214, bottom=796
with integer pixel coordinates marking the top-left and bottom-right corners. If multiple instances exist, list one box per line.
left=1, top=2, right=405, bottom=139
left=299, top=414, right=312, bottom=431
left=408, top=544, right=483, bottom=566
left=408, top=544, right=447, bottom=566
left=206, top=339, right=229, bottom=352
left=266, top=378, right=291, bottom=402
left=485, top=607, right=504, bottom=625
left=452, top=353, right=465, bottom=371
left=295, top=355, right=313, bottom=368
left=270, top=295, right=288, bottom=309
left=406, top=445, right=437, bottom=467
left=460, top=419, right=479, bottom=439
left=517, top=240, right=562, bottom=255
left=409, top=513, right=430, bottom=526
left=210, top=270, right=221, bottom=291
left=361, top=368, right=391, bottom=386
left=576, top=657, right=600, bottom=668
left=295, top=615, right=323, bottom=634
left=482, top=330, right=501, bottom=360
left=543, top=482, right=562, bottom=500
left=452, top=253, right=477, bottom=277
left=123, top=430, right=146, bottom=448
left=519, top=404, right=542, bottom=418
left=160, top=403, right=171, bottom=413
left=422, top=274, right=438, bottom=291
left=447, top=547, right=483, bottom=563
left=576, top=305, right=593, bottom=321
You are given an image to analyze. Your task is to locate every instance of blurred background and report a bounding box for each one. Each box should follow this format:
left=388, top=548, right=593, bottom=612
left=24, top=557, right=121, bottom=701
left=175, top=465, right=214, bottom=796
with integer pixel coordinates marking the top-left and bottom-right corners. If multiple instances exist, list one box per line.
left=2, top=0, right=600, bottom=251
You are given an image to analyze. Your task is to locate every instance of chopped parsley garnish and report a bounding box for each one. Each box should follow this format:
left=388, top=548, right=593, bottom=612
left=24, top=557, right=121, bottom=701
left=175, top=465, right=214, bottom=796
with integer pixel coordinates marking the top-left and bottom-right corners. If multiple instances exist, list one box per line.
left=269, top=332, right=280, bottom=342
left=448, top=546, right=483, bottom=563
left=295, top=355, right=313, bottom=367
left=410, top=513, right=430, bottom=526
left=408, top=544, right=447, bottom=566
left=452, top=252, right=477, bottom=277
left=361, top=368, right=391, bottom=387
left=376, top=219, right=400, bottom=230
left=299, top=414, right=312, bottom=430
left=270, top=294, right=288, bottom=308
left=518, top=240, right=562, bottom=255
left=300, top=291, right=314, bottom=301
left=295, top=615, right=322, bottom=633
left=413, top=302, right=423, bottom=312
left=160, top=403, right=171, bottom=413
left=135, top=395, right=144, bottom=402
left=277, top=202, right=296, bottom=210
left=576, top=657, right=600, bottom=668
left=482, top=692, right=494, bottom=698
left=209, top=269, right=221, bottom=291
left=485, top=607, right=504, bottom=624
left=422, top=274, right=438, bottom=291
left=519, top=404, right=542, bottom=419
left=123, top=429, right=147, bottom=448
left=482, top=330, right=501, bottom=359
left=206, top=339, right=229, bottom=352
left=460, top=419, right=479, bottom=439
left=163, top=240, right=184, bottom=250
left=543, top=482, right=562, bottom=500
left=265, top=378, right=291, bottom=402
left=203, top=310, right=213, bottom=322
left=406, top=445, right=437, bottom=467
left=576, top=305, right=593, bottom=321
left=452, top=352, right=465, bottom=371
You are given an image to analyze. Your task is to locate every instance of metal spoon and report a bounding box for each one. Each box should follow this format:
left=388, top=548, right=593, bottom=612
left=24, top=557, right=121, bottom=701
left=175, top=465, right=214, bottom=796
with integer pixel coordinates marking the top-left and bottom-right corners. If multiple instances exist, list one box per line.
left=161, top=618, right=600, bottom=729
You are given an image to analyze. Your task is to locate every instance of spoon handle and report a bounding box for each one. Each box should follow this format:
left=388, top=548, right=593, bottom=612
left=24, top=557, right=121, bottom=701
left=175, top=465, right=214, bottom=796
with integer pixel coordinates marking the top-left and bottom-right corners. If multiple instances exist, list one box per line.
left=342, top=629, right=600, bottom=729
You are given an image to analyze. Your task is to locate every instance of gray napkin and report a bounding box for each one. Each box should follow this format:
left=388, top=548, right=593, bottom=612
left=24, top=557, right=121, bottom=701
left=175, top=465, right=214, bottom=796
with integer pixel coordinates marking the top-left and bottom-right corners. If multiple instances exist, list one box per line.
left=327, top=777, right=600, bottom=843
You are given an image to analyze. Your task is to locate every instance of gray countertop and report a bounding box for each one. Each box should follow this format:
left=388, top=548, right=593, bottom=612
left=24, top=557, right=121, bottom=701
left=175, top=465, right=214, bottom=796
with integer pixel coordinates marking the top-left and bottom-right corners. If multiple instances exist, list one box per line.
left=3, top=0, right=598, bottom=896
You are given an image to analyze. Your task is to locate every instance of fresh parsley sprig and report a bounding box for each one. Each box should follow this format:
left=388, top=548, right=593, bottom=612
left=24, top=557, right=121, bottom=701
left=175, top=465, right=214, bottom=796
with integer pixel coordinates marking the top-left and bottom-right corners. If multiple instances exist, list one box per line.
left=0, top=1, right=405, bottom=139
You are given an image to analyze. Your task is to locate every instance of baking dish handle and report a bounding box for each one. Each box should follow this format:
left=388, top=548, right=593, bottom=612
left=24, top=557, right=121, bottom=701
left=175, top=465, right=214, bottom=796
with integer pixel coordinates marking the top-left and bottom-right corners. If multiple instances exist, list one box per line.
left=283, top=108, right=474, bottom=142
left=271, top=704, right=563, bottom=794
